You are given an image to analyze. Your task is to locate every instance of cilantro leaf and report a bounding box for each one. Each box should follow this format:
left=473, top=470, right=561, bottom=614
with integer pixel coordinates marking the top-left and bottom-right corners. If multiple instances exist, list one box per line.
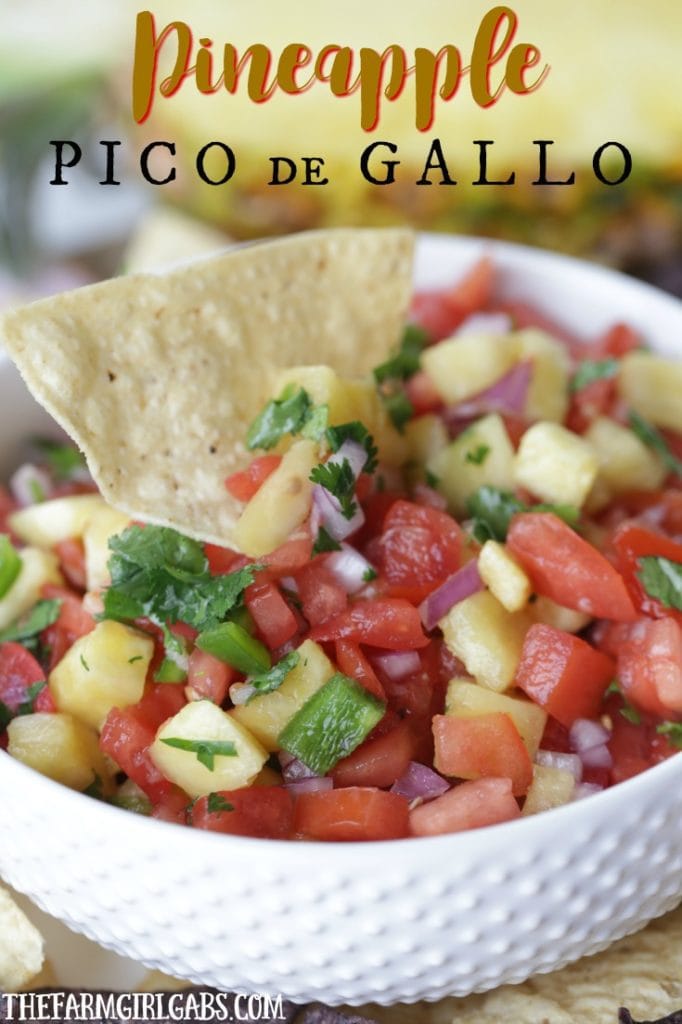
left=638, top=556, right=682, bottom=611
left=656, top=722, right=682, bottom=749
left=381, top=389, right=414, bottom=432
left=207, top=793, right=234, bottom=813
left=248, top=650, right=300, bottom=701
left=362, top=567, right=378, bottom=582
left=629, top=411, right=682, bottom=478
left=310, top=459, right=357, bottom=519
left=325, top=422, right=378, bottom=474
left=620, top=704, right=641, bottom=725
left=569, top=358, right=620, bottom=394
left=0, top=599, right=61, bottom=644
left=160, top=737, right=237, bottom=771
left=465, top=486, right=580, bottom=544
left=247, top=386, right=328, bottom=450
left=103, top=525, right=257, bottom=632
left=300, top=403, right=329, bottom=442
left=465, top=444, right=491, bottom=466
left=373, top=324, right=428, bottom=384
left=32, top=438, right=87, bottom=481
left=312, top=527, right=342, bottom=555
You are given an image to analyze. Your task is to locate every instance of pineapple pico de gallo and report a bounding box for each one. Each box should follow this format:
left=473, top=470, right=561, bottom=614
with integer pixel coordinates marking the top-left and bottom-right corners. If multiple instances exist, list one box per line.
left=1, top=258, right=682, bottom=842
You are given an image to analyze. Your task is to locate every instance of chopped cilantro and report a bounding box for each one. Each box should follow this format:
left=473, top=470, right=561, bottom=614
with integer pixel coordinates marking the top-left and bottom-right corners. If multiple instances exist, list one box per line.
left=425, top=469, right=440, bottom=489
left=19, top=681, right=47, bottom=715
left=362, top=567, right=378, bottom=582
left=638, top=556, right=682, bottom=611
left=325, top=422, right=378, bottom=474
left=310, top=458, right=357, bottom=520
left=569, top=358, right=620, bottom=394
left=312, top=526, right=342, bottom=555
left=0, top=537, right=21, bottom=600
left=160, top=737, right=237, bottom=771
left=80, top=654, right=90, bottom=672
left=248, top=651, right=300, bottom=701
left=0, top=599, right=61, bottom=645
left=207, top=793, right=234, bottom=813
left=605, top=680, right=621, bottom=696
left=128, top=655, right=143, bottom=664
left=466, top=486, right=580, bottom=544
left=381, top=389, right=414, bottom=432
left=103, top=525, right=258, bottom=632
left=620, top=704, right=641, bottom=725
left=247, top=386, right=326, bottom=450
left=373, top=324, right=428, bottom=384
left=465, top=444, right=491, bottom=466
left=629, top=411, right=682, bottom=478
left=656, top=722, right=682, bottom=749
left=0, top=700, right=12, bottom=731
left=32, top=438, right=87, bottom=481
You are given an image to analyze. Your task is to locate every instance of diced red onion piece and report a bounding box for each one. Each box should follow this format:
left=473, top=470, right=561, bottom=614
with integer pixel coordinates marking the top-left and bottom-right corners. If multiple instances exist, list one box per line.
left=579, top=743, right=613, bottom=769
left=229, top=682, right=256, bottom=706
left=534, top=749, right=583, bottom=782
left=391, top=762, right=450, bottom=802
left=312, top=485, right=365, bottom=541
left=285, top=777, right=333, bottom=796
left=327, top=439, right=367, bottom=479
left=278, top=753, right=317, bottom=782
left=443, top=359, right=533, bottom=425
left=569, top=718, right=611, bottom=753
left=412, top=483, right=447, bottom=510
left=10, top=463, right=52, bottom=507
left=419, top=559, right=484, bottom=632
left=279, top=576, right=299, bottom=594
left=573, top=782, right=604, bottom=801
left=326, top=545, right=375, bottom=595
left=372, top=649, right=421, bottom=681
left=456, top=312, right=513, bottom=337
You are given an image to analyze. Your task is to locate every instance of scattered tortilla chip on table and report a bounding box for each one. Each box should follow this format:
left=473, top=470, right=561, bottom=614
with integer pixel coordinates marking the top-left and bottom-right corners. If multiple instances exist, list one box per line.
left=0, top=886, right=44, bottom=991
left=0, top=228, right=414, bottom=549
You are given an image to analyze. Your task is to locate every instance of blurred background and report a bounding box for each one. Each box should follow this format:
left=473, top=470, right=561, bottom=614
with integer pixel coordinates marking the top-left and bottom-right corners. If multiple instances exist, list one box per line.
left=1, top=0, right=681, bottom=306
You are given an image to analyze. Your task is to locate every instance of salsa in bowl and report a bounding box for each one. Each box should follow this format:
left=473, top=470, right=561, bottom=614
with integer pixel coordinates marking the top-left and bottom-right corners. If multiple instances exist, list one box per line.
left=0, top=232, right=680, bottom=1004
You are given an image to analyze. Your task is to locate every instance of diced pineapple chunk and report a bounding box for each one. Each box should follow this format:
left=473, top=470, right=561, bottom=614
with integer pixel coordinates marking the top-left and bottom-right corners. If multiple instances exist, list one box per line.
left=512, top=328, right=570, bottom=423
left=9, top=495, right=105, bottom=548
left=150, top=700, right=267, bottom=799
left=428, top=414, right=515, bottom=515
left=478, top=540, right=532, bottom=612
left=514, top=421, right=598, bottom=507
left=231, top=639, right=335, bottom=751
left=233, top=439, right=317, bottom=557
left=531, top=595, right=592, bottom=634
left=421, top=332, right=517, bottom=403
left=0, top=547, right=62, bottom=630
left=522, top=764, right=575, bottom=816
left=49, top=621, right=153, bottom=730
left=445, top=679, right=547, bottom=756
left=584, top=416, right=666, bottom=497
left=439, top=591, right=532, bottom=692
left=619, top=352, right=682, bottom=433
left=404, top=414, right=448, bottom=466
left=7, top=712, right=110, bottom=791
left=83, top=504, right=131, bottom=592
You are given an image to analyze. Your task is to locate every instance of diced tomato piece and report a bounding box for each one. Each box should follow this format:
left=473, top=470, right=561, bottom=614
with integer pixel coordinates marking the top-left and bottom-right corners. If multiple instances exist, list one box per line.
left=375, top=500, right=462, bottom=603
left=0, top=643, right=46, bottom=716
left=617, top=617, right=682, bottom=716
left=432, top=713, right=533, bottom=796
left=54, top=538, right=87, bottom=590
left=334, top=640, right=385, bottom=701
left=595, top=322, right=641, bottom=358
left=40, top=583, right=96, bottom=670
left=0, top=487, right=17, bottom=534
left=331, top=721, right=416, bottom=788
left=296, top=562, right=348, bottom=627
left=310, top=598, right=429, bottom=650
left=496, top=300, right=582, bottom=355
left=34, top=686, right=56, bottom=714
left=193, top=786, right=294, bottom=839
left=151, top=788, right=189, bottom=824
left=613, top=523, right=682, bottom=623
left=409, top=777, right=520, bottom=836
left=515, top=623, right=615, bottom=727
left=262, top=528, right=313, bottom=576
left=565, top=377, right=617, bottom=434
left=507, top=513, right=637, bottom=621
left=409, top=261, right=493, bottom=343
left=204, top=543, right=240, bottom=575
left=405, top=374, right=443, bottom=416
left=293, top=787, right=410, bottom=841
left=245, top=581, right=298, bottom=649
left=604, top=693, right=677, bottom=784
left=540, top=716, right=571, bottom=754
left=100, top=707, right=169, bottom=802
left=187, top=648, right=233, bottom=705
left=225, top=455, right=282, bottom=502
left=133, top=682, right=187, bottom=732
left=354, top=490, right=402, bottom=549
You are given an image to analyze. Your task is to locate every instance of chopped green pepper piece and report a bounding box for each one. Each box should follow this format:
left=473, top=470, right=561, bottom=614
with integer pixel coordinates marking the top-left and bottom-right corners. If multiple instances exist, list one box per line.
left=196, top=621, right=271, bottom=675
left=278, top=673, right=385, bottom=775
left=154, top=658, right=188, bottom=683
left=0, top=537, right=21, bottom=600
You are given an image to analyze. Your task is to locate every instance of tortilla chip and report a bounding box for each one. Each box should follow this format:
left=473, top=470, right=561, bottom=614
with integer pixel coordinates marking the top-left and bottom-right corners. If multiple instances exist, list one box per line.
left=0, top=228, right=414, bottom=548
left=0, top=886, right=45, bottom=990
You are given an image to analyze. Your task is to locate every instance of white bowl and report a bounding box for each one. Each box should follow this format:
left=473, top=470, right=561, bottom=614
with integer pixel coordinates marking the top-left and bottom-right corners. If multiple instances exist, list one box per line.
left=1, top=234, right=681, bottom=1007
